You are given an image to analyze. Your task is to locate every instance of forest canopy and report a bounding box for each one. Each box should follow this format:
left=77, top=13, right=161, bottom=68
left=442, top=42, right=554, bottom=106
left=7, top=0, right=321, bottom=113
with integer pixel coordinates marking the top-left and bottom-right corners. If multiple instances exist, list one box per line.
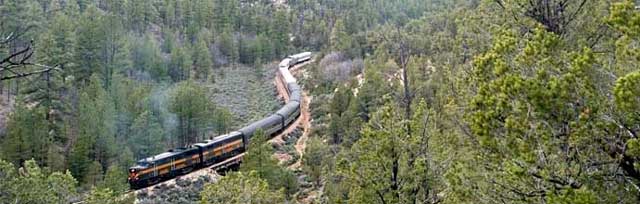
left=0, top=0, right=639, bottom=203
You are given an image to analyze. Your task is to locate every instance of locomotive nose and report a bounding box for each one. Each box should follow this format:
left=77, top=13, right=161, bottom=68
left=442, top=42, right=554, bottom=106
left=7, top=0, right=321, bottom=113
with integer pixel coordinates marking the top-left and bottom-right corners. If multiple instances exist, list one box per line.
left=128, top=168, right=139, bottom=181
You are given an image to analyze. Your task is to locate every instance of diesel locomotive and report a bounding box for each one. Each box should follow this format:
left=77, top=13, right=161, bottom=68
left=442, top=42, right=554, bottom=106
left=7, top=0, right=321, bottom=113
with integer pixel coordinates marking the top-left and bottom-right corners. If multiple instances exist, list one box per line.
left=128, top=52, right=312, bottom=189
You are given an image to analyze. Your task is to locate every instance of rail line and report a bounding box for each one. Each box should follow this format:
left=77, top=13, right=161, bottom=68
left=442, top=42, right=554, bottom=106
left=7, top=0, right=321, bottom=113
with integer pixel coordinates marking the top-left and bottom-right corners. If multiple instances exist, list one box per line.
left=73, top=54, right=312, bottom=203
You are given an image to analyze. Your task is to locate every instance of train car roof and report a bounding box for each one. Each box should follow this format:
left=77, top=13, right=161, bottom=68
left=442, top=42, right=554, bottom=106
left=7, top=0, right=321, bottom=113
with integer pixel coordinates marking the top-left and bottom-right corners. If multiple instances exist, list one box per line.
left=238, top=115, right=282, bottom=136
left=193, top=132, right=243, bottom=148
left=279, top=68, right=296, bottom=83
left=289, top=91, right=301, bottom=102
left=290, top=52, right=312, bottom=59
left=276, top=101, right=300, bottom=116
left=138, top=150, right=181, bottom=163
left=279, top=59, right=291, bottom=68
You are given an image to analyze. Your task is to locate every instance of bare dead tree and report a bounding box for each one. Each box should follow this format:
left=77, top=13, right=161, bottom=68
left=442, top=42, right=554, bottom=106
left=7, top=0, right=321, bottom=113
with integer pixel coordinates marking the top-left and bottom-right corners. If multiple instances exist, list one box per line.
left=1, top=34, right=60, bottom=81
left=494, top=0, right=589, bottom=35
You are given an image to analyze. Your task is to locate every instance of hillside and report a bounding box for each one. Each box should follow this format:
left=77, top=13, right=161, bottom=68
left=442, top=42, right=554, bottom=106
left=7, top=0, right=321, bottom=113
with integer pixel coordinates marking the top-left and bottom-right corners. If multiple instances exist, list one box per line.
left=2, top=0, right=640, bottom=204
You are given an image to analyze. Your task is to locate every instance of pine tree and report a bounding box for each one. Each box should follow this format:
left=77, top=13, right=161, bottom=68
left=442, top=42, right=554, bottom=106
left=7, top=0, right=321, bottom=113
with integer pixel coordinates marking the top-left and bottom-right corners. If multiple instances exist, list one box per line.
left=1, top=103, right=50, bottom=167
left=169, top=80, right=215, bottom=146
left=192, top=36, right=213, bottom=80
left=302, top=136, right=328, bottom=186
left=99, top=164, right=129, bottom=193
left=200, top=171, right=284, bottom=204
left=100, top=13, right=131, bottom=89
left=86, top=187, right=135, bottom=204
left=74, top=5, right=104, bottom=85
left=0, top=0, right=44, bottom=44
left=169, top=45, right=192, bottom=82
left=608, top=0, right=640, bottom=188
left=271, top=9, right=290, bottom=57
left=217, top=29, right=237, bottom=66
left=0, top=159, right=78, bottom=203
left=467, top=27, right=623, bottom=202
left=85, top=160, right=104, bottom=187
left=130, top=34, right=166, bottom=80
left=27, top=12, right=75, bottom=144
left=70, top=75, right=116, bottom=183
left=240, top=130, right=298, bottom=198
left=125, top=0, right=159, bottom=33
left=339, top=103, right=434, bottom=203
left=129, top=110, right=166, bottom=158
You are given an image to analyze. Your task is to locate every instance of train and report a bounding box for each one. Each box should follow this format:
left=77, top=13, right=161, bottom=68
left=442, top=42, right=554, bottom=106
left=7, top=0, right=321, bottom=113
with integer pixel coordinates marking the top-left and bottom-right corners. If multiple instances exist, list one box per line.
left=127, top=52, right=312, bottom=189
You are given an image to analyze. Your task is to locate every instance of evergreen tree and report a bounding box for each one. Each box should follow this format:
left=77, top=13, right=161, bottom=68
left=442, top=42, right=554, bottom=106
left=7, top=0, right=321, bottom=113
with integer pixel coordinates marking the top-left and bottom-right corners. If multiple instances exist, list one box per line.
left=169, top=80, right=215, bottom=146
left=338, top=103, right=434, bottom=203
left=608, top=0, right=640, bottom=187
left=169, top=45, right=192, bottom=82
left=125, top=0, right=158, bottom=33
left=200, top=171, right=284, bottom=204
left=329, top=18, right=355, bottom=57
left=192, top=36, right=213, bottom=80
left=240, top=130, right=298, bottom=199
left=467, top=27, right=628, bottom=202
left=26, top=12, right=75, bottom=145
left=99, top=164, right=129, bottom=193
left=1, top=104, right=50, bottom=167
left=84, top=160, right=104, bottom=187
left=0, top=0, right=44, bottom=44
left=130, top=34, right=165, bottom=80
left=86, top=187, right=135, bottom=204
left=129, top=110, right=166, bottom=158
left=70, top=75, right=116, bottom=183
left=0, top=159, right=78, bottom=203
left=271, top=9, right=290, bottom=57
left=302, top=136, right=328, bottom=186
left=100, top=13, right=131, bottom=88
left=217, top=29, right=237, bottom=66
left=74, top=5, right=104, bottom=84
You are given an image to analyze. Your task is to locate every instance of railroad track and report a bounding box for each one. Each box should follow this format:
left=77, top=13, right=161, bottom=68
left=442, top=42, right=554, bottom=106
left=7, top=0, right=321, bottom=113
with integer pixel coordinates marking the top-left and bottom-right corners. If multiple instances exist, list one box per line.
left=72, top=53, right=313, bottom=203
left=71, top=153, right=245, bottom=204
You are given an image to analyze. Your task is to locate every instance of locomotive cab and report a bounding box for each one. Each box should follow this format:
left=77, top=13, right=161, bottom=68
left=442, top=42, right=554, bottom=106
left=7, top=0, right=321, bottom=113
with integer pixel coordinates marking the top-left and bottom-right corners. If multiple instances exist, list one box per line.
left=128, top=168, right=139, bottom=181
left=128, top=161, right=151, bottom=189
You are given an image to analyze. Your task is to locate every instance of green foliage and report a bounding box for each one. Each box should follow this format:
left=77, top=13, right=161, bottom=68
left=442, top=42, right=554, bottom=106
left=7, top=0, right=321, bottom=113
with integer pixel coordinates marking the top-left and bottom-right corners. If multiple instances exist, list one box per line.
left=0, top=159, right=77, bottom=204
left=302, top=136, right=328, bottom=186
left=217, top=30, right=238, bottom=66
left=546, top=188, right=597, bottom=204
left=193, top=36, right=214, bottom=80
left=200, top=171, right=284, bottom=204
left=125, top=0, right=159, bottom=33
left=86, top=187, right=134, bottom=204
left=70, top=75, right=117, bottom=184
left=1, top=104, right=50, bottom=167
left=609, top=1, right=640, bottom=181
left=129, top=110, right=166, bottom=158
left=169, top=80, right=216, bottom=146
left=99, top=165, right=129, bottom=193
left=614, top=71, right=640, bottom=117
left=338, top=102, right=435, bottom=203
left=330, top=18, right=357, bottom=58
left=169, top=45, right=192, bottom=82
left=327, top=86, right=361, bottom=145
left=6, top=0, right=640, bottom=202
left=241, top=130, right=298, bottom=199
left=74, top=5, right=104, bottom=84
left=465, top=24, right=635, bottom=202
left=131, top=34, right=166, bottom=80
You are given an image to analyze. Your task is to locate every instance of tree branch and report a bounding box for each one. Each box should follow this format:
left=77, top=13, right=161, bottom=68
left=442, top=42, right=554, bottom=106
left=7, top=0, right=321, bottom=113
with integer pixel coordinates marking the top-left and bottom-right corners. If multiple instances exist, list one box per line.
left=0, top=64, right=61, bottom=81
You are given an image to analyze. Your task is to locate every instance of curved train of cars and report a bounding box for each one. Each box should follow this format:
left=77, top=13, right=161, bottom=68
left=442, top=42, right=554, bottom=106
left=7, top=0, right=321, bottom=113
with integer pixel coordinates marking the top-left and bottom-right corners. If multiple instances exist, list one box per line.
left=127, top=52, right=312, bottom=189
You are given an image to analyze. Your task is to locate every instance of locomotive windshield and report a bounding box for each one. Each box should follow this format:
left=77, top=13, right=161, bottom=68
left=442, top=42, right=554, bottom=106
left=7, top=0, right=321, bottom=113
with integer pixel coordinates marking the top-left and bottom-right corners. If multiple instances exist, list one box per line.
left=135, top=160, right=151, bottom=167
